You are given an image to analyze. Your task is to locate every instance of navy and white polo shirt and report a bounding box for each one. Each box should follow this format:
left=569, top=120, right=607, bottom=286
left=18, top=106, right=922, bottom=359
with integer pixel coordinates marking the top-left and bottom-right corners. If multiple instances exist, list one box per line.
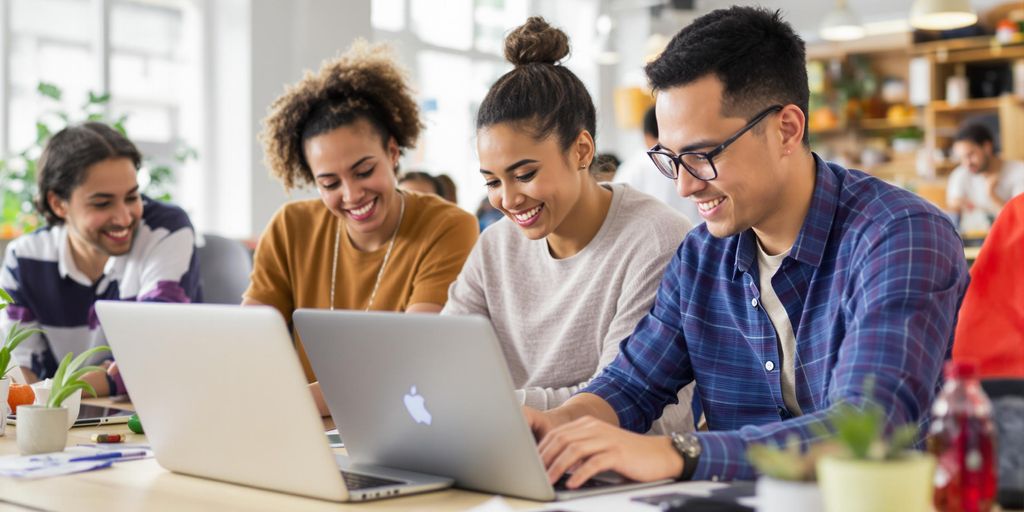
left=0, top=196, right=202, bottom=379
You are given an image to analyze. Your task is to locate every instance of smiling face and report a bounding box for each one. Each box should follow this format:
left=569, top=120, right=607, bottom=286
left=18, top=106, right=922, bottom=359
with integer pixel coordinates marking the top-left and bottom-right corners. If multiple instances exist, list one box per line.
left=477, top=123, right=590, bottom=241
left=304, top=118, right=401, bottom=245
left=49, top=157, right=143, bottom=261
left=656, top=75, right=792, bottom=239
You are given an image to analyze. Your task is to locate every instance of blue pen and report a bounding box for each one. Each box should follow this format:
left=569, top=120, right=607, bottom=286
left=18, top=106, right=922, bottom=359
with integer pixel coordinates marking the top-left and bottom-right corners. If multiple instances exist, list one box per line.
left=68, top=450, right=147, bottom=463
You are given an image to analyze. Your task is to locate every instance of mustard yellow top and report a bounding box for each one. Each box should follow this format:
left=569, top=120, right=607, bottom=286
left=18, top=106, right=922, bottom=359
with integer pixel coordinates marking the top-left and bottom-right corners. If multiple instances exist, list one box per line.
left=245, top=191, right=478, bottom=379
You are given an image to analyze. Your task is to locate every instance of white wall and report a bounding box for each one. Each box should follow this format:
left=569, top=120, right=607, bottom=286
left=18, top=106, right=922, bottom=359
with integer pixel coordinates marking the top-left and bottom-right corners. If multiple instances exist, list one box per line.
left=200, top=0, right=371, bottom=239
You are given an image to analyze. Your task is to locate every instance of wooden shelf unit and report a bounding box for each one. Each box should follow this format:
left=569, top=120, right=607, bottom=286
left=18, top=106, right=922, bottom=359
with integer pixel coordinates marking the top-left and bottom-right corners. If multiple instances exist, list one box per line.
left=806, top=34, right=924, bottom=179
left=918, top=38, right=1024, bottom=172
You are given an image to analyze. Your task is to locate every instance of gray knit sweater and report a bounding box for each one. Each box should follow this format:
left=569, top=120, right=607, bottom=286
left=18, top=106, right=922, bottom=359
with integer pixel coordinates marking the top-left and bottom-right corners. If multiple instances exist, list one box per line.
left=443, top=183, right=695, bottom=434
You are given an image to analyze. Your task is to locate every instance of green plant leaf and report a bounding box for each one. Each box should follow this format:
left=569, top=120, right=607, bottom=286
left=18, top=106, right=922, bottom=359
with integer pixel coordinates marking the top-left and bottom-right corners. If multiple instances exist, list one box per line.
left=51, top=352, right=73, bottom=388
left=35, top=123, right=51, bottom=145
left=65, top=365, right=108, bottom=384
left=65, top=346, right=111, bottom=380
left=88, top=91, right=111, bottom=105
left=4, top=325, right=43, bottom=353
left=887, top=424, right=921, bottom=458
left=0, top=349, right=10, bottom=379
left=48, top=381, right=96, bottom=408
left=0, top=288, right=13, bottom=305
left=37, top=82, right=62, bottom=100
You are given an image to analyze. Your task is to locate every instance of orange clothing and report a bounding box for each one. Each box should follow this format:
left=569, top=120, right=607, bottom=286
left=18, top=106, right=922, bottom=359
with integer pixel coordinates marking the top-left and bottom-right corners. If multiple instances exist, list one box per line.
left=245, top=191, right=478, bottom=379
left=953, top=194, right=1024, bottom=377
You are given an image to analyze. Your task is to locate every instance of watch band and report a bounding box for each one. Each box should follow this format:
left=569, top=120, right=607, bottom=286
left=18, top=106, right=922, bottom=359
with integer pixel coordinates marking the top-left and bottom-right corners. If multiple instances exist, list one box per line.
left=671, top=432, right=701, bottom=481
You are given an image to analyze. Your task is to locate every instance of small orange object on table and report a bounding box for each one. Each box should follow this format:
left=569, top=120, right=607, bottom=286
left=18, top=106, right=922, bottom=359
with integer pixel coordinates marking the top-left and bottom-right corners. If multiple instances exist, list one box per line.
left=7, top=383, right=34, bottom=413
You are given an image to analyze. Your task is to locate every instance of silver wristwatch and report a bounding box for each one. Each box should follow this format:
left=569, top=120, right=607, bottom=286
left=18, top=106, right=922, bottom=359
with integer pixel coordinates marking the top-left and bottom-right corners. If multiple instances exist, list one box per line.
left=669, top=432, right=702, bottom=481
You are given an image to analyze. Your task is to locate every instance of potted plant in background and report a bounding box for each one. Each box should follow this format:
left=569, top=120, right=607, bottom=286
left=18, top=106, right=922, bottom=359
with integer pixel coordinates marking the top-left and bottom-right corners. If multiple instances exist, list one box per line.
left=747, top=435, right=831, bottom=512
left=0, top=288, right=41, bottom=437
left=16, top=345, right=109, bottom=455
left=0, top=82, right=195, bottom=239
left=815, top=382, right=935, bottom=512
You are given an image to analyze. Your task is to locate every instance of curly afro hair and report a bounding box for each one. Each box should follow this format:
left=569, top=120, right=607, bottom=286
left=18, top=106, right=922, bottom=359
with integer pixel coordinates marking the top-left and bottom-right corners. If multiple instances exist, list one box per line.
left=260, top=40, right=423, bottom=191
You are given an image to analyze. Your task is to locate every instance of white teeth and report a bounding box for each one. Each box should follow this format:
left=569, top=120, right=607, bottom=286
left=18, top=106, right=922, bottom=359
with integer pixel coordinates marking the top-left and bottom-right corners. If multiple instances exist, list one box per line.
left=350, top=199, right=375, bottom=217
left=107, top=229, right=129, bottom=238
left=513, top=205, right=541, bottom=222
left=697, top=197, right=724, bottom=212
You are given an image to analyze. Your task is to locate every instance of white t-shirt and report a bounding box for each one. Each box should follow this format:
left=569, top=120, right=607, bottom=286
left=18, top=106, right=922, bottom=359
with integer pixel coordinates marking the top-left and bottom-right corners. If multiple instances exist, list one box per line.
left=946, top=159, right=1024, bottom=231
left=755, top=240, right=802, bottom=417
left=615, top=150, right=703, bottom=227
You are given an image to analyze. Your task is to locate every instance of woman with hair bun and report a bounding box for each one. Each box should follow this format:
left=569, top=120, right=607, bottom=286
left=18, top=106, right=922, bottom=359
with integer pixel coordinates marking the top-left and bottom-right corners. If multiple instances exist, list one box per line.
left=247, top=41, right=478, bottom=413
left=443, top=18, right=695, bottom=434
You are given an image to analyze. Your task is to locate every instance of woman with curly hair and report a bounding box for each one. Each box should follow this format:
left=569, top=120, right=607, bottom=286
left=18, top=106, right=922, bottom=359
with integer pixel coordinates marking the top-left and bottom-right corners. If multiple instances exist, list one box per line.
left=443, top=18, right=695, bottom=434
left=245, top=41, right=478, bottom=412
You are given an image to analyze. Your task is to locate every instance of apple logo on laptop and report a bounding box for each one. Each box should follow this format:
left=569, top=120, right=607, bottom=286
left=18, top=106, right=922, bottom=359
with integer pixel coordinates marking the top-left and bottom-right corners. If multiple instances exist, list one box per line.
left=403, top=386, right=432, bottom=425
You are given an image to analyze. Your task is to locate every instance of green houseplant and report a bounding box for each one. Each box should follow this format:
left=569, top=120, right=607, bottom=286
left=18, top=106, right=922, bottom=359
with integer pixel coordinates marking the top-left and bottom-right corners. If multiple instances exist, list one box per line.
left=0, top=288, right=42, bottom=438
left=0, top=82, right=194, bottom=237
left=815, top=380, right=936, bottom=512
left=747, top=435, right=833, bottom=512
left=0, top=288, right=42, bottom=379
left=16, top=345, right=110, bottom=455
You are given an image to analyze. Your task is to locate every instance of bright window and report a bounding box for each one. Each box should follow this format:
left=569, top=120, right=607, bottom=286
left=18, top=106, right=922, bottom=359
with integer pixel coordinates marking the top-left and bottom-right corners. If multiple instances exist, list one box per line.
left=1, top=0, right=202, bottom=227
left=373, top=0, right=598, bottom=213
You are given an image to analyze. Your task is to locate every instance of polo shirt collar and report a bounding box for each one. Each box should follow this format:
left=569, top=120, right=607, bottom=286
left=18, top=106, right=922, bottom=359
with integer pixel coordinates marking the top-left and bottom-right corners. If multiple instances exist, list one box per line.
left=56, top=225, right=123, bottom=287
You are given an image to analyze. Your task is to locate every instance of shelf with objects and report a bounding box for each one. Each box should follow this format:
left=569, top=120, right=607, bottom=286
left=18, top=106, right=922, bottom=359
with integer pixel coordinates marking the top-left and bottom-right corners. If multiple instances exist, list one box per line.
left=910, top=1, right=1024, bottom=212
left=806, top=33, right=926, bottom=189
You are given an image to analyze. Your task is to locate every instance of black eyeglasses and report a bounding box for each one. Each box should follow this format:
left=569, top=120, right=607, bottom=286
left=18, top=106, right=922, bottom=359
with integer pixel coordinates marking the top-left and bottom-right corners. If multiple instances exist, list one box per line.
left=646, top=104, right=784, bottom=181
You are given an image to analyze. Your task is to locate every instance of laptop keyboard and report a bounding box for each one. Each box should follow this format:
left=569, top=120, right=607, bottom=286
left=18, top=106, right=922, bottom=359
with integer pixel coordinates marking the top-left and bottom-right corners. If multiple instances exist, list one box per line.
left=553, top=474, right=617, bottom=491
left=341, top=471, right=404, bottom=490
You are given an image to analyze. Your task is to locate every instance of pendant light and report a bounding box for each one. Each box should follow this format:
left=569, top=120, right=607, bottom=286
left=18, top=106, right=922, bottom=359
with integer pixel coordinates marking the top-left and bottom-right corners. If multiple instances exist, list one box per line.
left=909, top=0, right=978, bottom=31
left=820, top=0, right=866, bottom=41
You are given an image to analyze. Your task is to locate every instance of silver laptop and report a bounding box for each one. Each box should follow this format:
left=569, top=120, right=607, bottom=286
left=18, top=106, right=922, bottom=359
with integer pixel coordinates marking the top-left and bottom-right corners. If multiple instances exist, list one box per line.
left=93, top=302, right=452, bottom=502
left=294, top=309, right=672, bottom=501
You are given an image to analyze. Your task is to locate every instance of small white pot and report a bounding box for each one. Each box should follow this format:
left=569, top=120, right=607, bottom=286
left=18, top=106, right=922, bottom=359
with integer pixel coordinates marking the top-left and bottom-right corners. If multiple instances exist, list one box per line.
left=31, top=384, right=81, bottom=429
left=817, top=453, right=935, bottom=512
left=16, top=405, right=69, bottom=455
left=0, top=377, right=9, bottom=437
left=756, top=476, right=823, bottom=512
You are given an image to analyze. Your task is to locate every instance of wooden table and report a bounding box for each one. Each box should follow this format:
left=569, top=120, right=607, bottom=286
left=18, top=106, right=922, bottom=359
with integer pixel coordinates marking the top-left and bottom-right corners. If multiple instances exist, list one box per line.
left=0, top=399, right=540, bottom=512
left=4, top=400, right=1018, bottom=512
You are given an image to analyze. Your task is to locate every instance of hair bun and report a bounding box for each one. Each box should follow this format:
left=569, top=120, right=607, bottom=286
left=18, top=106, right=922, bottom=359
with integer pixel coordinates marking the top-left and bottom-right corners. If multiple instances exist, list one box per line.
left=504, top=17, right=569, bottom=66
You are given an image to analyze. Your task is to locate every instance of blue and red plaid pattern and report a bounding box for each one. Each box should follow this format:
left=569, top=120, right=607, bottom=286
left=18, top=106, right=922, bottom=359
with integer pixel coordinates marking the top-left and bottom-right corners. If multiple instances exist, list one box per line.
left=585, top=155, right=969, bottom=481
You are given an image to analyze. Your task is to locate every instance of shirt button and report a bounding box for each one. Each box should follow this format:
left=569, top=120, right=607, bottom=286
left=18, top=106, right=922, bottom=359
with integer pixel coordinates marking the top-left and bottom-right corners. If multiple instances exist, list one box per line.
left=765, top=360, right=775, bottom=371
left=751, top=298, right=759, bottom=308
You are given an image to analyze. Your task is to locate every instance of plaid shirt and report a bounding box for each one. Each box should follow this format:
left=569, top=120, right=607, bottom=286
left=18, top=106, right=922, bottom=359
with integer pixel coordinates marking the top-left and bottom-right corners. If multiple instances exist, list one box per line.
left=585, top=155, right=969, bottom=481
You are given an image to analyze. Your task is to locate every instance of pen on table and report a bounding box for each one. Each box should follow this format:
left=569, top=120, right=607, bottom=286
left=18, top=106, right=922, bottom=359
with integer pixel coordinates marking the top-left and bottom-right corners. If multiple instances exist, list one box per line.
left=68, top=450, right=148, bottom=463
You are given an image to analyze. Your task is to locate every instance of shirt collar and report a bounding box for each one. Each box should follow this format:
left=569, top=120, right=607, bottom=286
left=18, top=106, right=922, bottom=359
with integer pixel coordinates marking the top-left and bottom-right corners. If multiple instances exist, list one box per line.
left=733, top=153, right=840, bottom=279
left=56, top=225, right=125, bottom=287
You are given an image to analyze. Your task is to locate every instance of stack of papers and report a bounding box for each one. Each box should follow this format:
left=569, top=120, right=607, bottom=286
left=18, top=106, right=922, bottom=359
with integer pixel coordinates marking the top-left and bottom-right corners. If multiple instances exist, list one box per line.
left=0, top=446, right=152, bottom=479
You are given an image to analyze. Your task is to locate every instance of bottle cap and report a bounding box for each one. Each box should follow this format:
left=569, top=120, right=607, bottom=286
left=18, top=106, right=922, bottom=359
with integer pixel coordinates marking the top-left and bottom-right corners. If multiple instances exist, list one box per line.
left=945, top=360, right=979, bottom=380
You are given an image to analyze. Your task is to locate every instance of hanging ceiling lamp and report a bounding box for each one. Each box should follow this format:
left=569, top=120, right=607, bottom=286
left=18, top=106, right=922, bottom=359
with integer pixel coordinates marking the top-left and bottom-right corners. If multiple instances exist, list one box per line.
left=820, top=0, right=866, bottom=41
left=909, top=0, right=978, bottom=31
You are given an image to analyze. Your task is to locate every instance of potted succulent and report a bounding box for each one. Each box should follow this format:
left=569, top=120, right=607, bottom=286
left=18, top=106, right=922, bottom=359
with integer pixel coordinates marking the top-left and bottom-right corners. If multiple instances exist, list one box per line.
left=747, top=435, right=831, bottom=512
left=815, top=381, right=935, bottom=512
left=0, top=288, right=42, bottom=437
left=16, top=345, right=110, bottom=455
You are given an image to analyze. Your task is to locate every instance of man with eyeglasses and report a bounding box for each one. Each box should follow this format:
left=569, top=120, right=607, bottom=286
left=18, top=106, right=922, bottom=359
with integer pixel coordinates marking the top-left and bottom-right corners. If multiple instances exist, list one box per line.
left=523, top=6, right=969, bottom=485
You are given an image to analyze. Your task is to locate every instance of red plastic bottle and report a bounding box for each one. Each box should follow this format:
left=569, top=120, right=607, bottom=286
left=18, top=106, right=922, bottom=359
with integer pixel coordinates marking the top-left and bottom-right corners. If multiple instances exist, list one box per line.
left=928, top=360, right=998, bottom=512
